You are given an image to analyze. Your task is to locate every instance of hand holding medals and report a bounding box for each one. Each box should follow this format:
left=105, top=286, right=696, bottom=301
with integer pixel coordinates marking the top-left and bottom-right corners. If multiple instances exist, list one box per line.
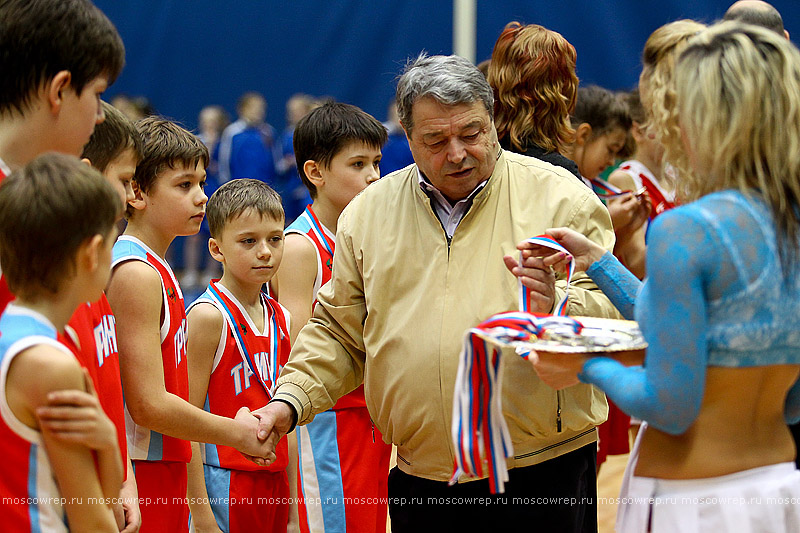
left=452, top=234, right=646, bottom=493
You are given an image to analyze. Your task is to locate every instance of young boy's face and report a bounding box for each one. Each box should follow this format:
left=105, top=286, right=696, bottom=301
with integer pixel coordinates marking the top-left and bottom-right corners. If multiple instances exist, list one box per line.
left=213, top=208, right=284, bottom=287
left=143, top=161, right=207, bottom=237
left=320, top=141, right=382, bottom=212
left=103, top=148, right=137, bottom=218
left=56, top=76, right=109, bottom=157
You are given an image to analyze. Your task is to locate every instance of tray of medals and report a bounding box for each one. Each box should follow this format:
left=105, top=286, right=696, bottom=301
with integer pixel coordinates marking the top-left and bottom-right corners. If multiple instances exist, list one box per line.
left=512, top=315, right=647, bottom=366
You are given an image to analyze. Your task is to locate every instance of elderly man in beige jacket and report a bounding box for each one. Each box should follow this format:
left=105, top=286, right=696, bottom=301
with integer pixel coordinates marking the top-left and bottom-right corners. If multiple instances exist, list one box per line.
left=256, top=53, right=620, bottom=532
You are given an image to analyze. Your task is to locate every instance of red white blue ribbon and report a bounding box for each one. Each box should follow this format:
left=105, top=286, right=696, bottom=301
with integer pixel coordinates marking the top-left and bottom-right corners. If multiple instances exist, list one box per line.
left=589, top=177, right=628, bottom=199
left=518, top=235, right=574, bottom=316
left=451, top=235, right=579, bottom=493
left=207, top=281, right=283, bottom=397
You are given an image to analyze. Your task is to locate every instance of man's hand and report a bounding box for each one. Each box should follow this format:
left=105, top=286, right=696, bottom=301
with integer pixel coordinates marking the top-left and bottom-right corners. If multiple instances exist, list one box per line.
left=233, top=407, right=275, bottom=466
left=247, top=402, right=295, bottom=464
left=503, top=252, right=556, bottom=313
left=36, top=369, right=117, bottom=452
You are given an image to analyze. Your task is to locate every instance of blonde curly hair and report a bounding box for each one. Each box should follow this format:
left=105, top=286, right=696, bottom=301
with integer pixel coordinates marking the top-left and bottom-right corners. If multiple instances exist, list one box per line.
left=639, top=19, right=705, bottom=193
left=672, top=21, right=800, bottom=269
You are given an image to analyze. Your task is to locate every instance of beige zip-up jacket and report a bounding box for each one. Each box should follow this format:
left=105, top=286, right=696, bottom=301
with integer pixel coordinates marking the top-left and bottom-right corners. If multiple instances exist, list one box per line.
left=275, top=150, right=621, bottom=482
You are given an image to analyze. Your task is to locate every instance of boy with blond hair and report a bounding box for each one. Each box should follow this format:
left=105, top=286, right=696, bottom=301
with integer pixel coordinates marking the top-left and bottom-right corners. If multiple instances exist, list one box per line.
left=0, top=0, right=125, bottom=314
left=186, top=178, right=296, bottom=532
left=271, top=100, right=390, bottom=533
left=0, top=153, right=123, bottom=531
left=106, top=118, right=270, bottom=533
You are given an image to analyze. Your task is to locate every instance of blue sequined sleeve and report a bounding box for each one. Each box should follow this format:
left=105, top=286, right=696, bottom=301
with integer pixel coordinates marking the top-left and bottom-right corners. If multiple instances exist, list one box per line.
left=586, top=252, right=640, bottom=320
left=579, top=209, right=716, bottom=435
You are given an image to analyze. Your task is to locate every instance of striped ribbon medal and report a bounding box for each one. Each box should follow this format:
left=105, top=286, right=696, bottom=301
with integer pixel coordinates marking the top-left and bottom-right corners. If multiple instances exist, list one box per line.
left=207, top=282, right=281, bottom=397
left=518, top=235, right=574, bottom=316
left=589, top=177, right=629, bottom=199
left=451, top=235, right=579, bottom=494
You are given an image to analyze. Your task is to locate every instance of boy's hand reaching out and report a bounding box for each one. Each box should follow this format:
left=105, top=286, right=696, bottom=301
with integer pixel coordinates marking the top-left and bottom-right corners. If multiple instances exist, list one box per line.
left=233, top=406, right=275, bottom=466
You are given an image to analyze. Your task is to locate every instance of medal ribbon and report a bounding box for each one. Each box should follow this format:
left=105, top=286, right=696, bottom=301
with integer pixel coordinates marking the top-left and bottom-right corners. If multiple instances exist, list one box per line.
left=589, top=177, right=632, bottom=199
left=451, top=235, right=579, bottom=493
left=306, top=206, right=334, bottom=257
left=518, top=235, right=574, bottom=316
left=207, top=282, right=280, bottom=397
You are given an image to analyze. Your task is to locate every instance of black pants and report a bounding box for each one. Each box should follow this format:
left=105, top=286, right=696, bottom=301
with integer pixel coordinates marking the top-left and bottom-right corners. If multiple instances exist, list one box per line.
left=388, top=443, right=598, bottom=533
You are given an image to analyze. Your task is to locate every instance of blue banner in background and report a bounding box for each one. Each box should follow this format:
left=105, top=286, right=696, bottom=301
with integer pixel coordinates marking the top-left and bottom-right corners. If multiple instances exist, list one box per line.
left=95, top=0, right=798, bottom=132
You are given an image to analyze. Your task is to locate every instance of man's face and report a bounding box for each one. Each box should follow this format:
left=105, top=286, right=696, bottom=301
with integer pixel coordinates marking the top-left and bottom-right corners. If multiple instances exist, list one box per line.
left=405, top=97, right=498, bottom=203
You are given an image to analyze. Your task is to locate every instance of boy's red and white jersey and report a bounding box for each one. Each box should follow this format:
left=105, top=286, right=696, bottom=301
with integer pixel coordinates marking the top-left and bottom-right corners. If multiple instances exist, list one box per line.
left=286, top=205, right=365, bottom=409
left=112, top=235, right=191, bottom=463
left=0, top=305, right=72, bottom=532
left=59, top=293, right=128, bottom=476
left=189, top=280, right=290, bottom=472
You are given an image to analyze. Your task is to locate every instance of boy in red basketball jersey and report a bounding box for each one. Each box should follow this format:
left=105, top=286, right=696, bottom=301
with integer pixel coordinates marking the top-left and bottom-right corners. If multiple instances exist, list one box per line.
left=186, top=178, right=295, bottom=532
left=0, top=154, right=123, bottom=532
left=0, top=0, right=125, bottom=314
left=106, top=119, right=272, bottom=533
left=37, top=101, right=144, bottom=532
left=271, top=101, right=390, bottom=533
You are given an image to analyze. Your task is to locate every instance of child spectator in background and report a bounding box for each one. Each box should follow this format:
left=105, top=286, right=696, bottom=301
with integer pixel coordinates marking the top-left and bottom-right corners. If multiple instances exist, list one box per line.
left=0, top=0, right=125, bottom=314
left=566, top=85, right=648, bottom=472
left=106, top=118, right=271, bottom=533
left=43, top=101, right=144, bottom=532
left=607, top=88, right=673, bottom=279
left=175, top=105, right=231, bottom=291
left=186, top=178, right=296, bottom=533
left=380, top=99, right=415, bottom=175
left=0, top=154, right=123, bottom=532
left=271, top=101, right=391, bottom=533
left=218, top=92, right=277, bottom=186
left=111, top=94, right=155, bottom=122
left=567, top=85, right=632, bottom=187
left=277, top=94, right=319, bottom=224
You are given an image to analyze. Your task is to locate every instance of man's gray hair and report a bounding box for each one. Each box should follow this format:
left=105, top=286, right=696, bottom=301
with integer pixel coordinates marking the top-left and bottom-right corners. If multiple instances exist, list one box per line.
left=396, top=53, right=494, bottom=135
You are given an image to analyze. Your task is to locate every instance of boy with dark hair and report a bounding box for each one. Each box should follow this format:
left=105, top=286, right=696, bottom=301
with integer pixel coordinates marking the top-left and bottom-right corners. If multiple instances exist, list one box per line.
left=186, top=178, right=296, bottom=532
left=0, top=153, right=123, bottom=532
left=83, top=101, right=143, bottom=182
left=106, top=118, right=271, bottom=533
left=0, top=0, right=124, bottom=169
left=0, top=0, right=125, bottom=314
left=40, top=100, right=144, bottom=531
left=271, top=101, right=390, bottom=533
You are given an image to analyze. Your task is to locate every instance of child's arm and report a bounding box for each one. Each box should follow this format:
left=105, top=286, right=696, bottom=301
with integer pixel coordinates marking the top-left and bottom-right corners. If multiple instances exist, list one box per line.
left=7, top=345, right=119, bottom=531
left=186, top=302, right=224, bottom=533
left=119, top=457, right=141, bottom=533
left=187, top=442, right=223, bottom=533
left=608, top=170, right=649, bottom=279
left=37, top=368, right=124, bottom=503
left=272, top=234, right=318, bottom=343
left=107, top=261, right=271, bottom=460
